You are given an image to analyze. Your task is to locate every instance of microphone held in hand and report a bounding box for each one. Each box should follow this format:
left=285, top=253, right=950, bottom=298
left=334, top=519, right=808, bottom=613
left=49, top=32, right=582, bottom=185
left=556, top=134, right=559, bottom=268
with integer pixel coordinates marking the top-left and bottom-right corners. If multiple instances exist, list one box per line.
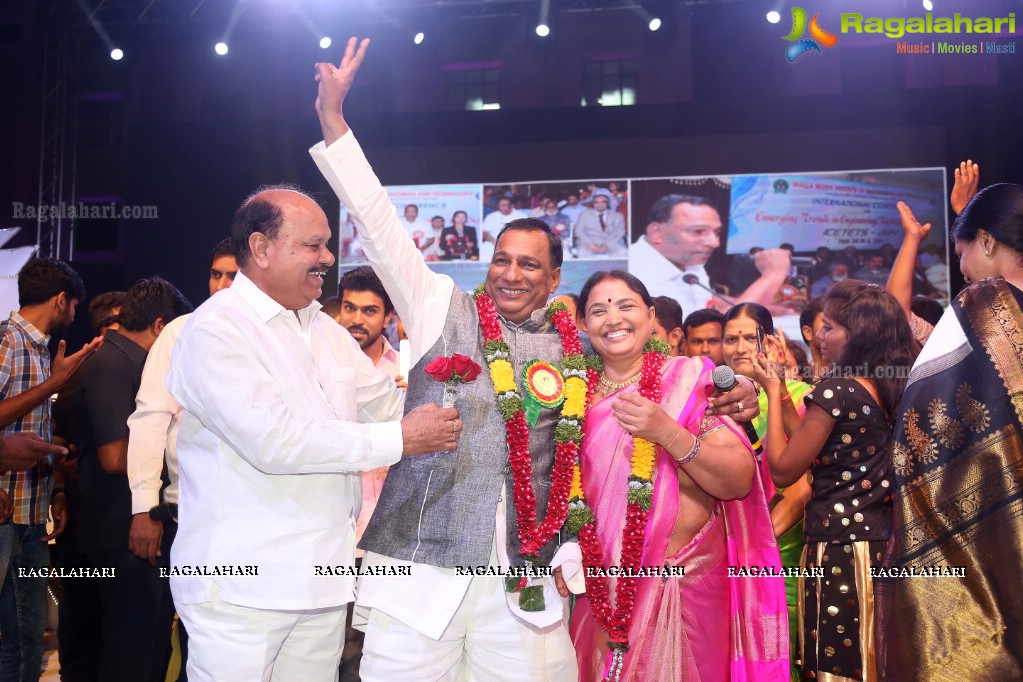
left=711, top=365, right=764, bottom=460
left=683, top=274, right=738, bottom=306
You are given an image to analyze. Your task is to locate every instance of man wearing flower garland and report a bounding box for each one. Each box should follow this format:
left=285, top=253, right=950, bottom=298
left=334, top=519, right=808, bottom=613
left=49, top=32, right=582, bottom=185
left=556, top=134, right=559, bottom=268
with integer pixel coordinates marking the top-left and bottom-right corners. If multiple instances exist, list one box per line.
left=310, top=38, right=761, bottom=681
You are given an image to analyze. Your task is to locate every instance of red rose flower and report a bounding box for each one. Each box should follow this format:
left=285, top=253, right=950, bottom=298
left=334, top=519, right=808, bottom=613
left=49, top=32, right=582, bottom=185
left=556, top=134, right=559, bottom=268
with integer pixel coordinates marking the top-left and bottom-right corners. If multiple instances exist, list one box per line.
left=424, top=356, right=454, bottom=382
left=450, top=354, right=482, bottom=382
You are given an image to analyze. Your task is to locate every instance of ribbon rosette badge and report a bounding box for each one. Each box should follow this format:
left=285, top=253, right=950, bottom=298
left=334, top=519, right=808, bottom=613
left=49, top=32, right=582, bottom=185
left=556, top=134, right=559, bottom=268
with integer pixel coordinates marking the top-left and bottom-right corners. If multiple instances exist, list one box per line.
left=425, top=353, right=482, bottom=408
left=521, top=360, right=565, bottom=426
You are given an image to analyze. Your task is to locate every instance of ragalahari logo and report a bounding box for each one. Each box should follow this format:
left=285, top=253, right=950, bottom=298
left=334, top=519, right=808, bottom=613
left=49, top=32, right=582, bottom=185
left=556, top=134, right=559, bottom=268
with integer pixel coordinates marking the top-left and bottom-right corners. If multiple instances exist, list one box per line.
left=783, top=7, right=839, bottom=62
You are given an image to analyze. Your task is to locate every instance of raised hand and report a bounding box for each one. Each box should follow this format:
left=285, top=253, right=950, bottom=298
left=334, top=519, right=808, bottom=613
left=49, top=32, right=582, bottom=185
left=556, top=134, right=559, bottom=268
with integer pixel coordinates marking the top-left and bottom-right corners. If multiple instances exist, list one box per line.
left=401, top=403, right=461, bottom=455
left=950, top=160, right=980, bottom=215
left=50, top=336, right=103, bottom=391
left=314, top=37, right=370, bottom=145
left=896, top=201, right=931, bottom=242
left=753, top=247, right=793, bottom=277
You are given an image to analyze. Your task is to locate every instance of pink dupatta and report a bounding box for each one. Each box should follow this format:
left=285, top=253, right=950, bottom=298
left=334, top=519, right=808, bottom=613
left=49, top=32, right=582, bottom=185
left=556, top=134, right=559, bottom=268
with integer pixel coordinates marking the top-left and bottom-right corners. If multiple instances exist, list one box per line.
left=570, top=356, right=788, bottom=681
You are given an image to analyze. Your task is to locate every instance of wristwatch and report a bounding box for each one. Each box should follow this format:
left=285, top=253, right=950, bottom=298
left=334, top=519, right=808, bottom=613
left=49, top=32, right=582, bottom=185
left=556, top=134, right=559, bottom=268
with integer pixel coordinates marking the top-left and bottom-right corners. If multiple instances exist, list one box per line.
left=149, top=504, right=172, bottom=522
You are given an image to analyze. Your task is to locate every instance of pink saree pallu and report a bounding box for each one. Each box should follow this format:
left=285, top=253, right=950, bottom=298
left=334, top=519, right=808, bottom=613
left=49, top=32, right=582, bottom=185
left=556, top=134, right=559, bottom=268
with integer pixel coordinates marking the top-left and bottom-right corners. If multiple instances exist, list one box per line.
left=570, top=356, right=789, bottom=681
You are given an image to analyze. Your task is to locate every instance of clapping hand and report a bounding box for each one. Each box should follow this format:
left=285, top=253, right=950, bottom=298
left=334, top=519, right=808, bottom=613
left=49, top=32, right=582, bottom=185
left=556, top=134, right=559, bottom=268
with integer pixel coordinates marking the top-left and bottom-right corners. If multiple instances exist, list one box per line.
left=950, top=160, right=980, bottom=215
left=896, top=202, right=931, bottom=242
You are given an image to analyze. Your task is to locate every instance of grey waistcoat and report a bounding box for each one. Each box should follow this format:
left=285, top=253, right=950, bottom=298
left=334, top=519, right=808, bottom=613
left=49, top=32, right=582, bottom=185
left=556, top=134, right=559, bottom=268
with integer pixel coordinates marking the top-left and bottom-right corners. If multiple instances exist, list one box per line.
left=360, top=288, right=567, bottom=568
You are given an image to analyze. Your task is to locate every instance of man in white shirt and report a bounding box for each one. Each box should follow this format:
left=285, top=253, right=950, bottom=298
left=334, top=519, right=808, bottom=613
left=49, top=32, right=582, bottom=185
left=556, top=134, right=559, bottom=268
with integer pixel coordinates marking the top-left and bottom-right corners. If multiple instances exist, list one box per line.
left=166, top=185, right=461, bottom=682
left=630, top=193, right=792, bottom=313
left=311, top=38, right=760, bottom=682
left=124, top=239, right=237, bottom=680
left=479, top=197, right=527, bottom=262
left=127, top=238, right=238, bottom=567
left=398, top=204, right=433, bottom=250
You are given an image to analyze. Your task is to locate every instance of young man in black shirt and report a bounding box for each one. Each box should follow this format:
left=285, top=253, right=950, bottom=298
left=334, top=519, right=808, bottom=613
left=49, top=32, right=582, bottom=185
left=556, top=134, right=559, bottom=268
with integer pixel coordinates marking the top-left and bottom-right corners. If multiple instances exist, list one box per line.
left=72, top=277, right=192, bottom=682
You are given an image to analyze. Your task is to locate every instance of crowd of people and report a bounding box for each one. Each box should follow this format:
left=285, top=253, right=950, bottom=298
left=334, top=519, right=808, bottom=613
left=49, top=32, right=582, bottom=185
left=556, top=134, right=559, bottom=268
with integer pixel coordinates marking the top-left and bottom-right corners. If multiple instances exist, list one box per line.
left=1, top=37, right=1020, bottom=682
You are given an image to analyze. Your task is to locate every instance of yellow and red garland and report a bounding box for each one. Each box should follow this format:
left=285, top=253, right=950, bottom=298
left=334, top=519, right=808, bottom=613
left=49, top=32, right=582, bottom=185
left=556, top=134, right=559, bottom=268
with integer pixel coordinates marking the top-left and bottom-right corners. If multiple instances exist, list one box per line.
left=567, top=339, right=668, bottom=676
left=473, top=286, right=590, bottom=610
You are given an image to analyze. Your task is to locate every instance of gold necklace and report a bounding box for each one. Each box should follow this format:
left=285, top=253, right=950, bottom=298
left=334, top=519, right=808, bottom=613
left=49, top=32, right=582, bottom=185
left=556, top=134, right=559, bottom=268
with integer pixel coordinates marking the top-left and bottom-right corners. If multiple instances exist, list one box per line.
left=598, top=370, right=642, bottom=393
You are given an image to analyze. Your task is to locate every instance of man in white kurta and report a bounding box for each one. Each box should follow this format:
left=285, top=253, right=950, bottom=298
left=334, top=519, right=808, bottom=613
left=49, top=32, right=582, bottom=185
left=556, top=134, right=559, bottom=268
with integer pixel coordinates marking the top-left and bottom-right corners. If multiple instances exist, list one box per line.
left=166, top=187, right=461, bottom=682
left=127, top=241, right=238, bottom=565
left=311, top=42, right=580, bottom=682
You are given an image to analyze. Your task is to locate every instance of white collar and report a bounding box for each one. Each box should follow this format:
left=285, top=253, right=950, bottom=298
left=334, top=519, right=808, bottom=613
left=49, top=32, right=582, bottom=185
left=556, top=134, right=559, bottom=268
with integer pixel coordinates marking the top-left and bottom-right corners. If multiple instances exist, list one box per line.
left=632, top=236, right=708, bottom=283
left=232, top=270, right=322, bottom=328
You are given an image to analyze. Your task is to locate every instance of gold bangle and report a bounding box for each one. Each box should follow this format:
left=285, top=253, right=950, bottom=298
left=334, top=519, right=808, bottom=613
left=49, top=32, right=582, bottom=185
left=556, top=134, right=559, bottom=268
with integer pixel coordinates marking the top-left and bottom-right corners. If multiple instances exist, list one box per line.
left=664, top=425, right=684, bottom=451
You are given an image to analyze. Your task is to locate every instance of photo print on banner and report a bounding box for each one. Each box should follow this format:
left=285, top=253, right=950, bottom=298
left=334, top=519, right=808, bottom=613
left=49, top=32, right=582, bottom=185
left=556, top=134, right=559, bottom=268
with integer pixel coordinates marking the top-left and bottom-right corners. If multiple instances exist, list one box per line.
left=481, top=180, right=629, bottom=262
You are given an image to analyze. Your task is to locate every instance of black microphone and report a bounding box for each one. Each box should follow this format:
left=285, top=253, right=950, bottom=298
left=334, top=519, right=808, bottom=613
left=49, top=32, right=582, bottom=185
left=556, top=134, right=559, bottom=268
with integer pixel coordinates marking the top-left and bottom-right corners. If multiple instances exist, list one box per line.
left=682, top=274, right=739, bottom=306
left=711, top=365, right=764, bottom=460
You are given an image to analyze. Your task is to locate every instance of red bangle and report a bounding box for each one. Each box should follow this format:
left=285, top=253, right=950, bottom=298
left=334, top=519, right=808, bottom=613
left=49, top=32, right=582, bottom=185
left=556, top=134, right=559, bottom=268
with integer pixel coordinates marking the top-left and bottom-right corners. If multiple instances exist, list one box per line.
left=780, top=393, right=792, bottom=404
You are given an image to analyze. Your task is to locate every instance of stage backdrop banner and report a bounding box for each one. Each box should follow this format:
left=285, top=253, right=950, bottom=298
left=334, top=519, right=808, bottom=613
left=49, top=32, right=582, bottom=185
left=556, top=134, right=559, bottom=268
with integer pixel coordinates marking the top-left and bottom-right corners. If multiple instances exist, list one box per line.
left=727, top=170, right=946, bottom=254
left=339, top=184, right=480, bottom=264
left=339, top=167, right=950, bottom=334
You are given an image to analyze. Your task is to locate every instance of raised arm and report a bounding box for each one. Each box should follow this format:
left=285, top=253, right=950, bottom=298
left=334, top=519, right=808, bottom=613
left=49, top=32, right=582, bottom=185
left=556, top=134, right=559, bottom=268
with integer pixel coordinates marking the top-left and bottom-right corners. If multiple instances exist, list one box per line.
left=734, top=248, right=792, bottom=307
left=310, top=38, right=453, bottom=366
left=950, top=160, right=979, bottom=215
left=313, top=37, right=367, bottom=146
left=0, top=337, right=101, bottom=429
left=889, top=202, right=930, bottom=318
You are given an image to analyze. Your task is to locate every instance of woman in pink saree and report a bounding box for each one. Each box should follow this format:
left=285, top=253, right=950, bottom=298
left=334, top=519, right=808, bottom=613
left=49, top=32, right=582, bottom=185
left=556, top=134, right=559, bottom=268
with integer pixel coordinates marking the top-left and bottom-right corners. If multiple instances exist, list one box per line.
left=568, top=271, right=789, bottom=681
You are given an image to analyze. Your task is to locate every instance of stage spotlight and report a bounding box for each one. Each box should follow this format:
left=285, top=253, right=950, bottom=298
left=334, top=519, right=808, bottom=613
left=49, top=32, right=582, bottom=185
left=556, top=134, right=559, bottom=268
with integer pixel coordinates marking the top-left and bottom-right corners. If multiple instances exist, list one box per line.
left=215, top=42, right=229, bottom=56
left=766, top=11, right=781, bottom=24
left=648, top=18, right=662, bottom=31
left=110, top=48, right=124, bottom=60
left=922, top=0, right=933, bottom=10
left=536, top=0, right=551, bottom=38
left=320, top=37, right=332, bottom=49
left=414, top=32, right=425, bottom=45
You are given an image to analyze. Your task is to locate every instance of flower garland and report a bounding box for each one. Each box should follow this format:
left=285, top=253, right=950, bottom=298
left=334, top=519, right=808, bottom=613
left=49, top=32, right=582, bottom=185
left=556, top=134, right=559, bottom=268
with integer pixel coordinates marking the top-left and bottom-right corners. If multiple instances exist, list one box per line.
left=473, top=286, right=588, bottom=564
left=567, top=339, right=668, bottom=672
